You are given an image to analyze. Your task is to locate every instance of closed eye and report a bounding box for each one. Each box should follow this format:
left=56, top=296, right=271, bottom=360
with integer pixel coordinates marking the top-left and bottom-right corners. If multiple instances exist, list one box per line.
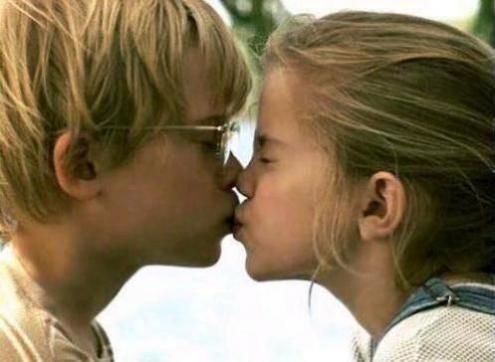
left=259, top=157, right=273, bottom=164
left=201, top=140, right=218, bottom=152
left=254, top=149, right=275, bottom=164
left=187, top=132, right=219, bottom=152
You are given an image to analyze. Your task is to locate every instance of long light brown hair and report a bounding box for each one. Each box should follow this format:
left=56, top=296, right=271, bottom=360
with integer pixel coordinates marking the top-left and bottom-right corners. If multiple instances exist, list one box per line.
left=264, top=11, right=495, bottom=289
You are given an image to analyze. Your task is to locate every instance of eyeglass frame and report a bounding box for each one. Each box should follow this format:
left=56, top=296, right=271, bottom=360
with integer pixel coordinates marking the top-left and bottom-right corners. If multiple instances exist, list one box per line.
left=50, top=119, right=239, bottom=168
left=158, top=119, right=239, bottom=166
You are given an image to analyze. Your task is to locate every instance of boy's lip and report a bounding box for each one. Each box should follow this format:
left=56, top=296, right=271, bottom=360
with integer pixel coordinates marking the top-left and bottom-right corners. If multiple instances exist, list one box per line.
left=224, top=191, right=240, bottom=218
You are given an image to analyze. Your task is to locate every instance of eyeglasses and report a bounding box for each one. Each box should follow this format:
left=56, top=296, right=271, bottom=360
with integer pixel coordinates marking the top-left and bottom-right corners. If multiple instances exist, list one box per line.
left=159, top=119, right=240, bottom=166
left=89, top=119, right=239, bottom=167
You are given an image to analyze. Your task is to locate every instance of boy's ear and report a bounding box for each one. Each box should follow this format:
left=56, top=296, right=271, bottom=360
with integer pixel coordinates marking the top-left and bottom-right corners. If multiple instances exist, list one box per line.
left=358, top=171, right=406, bottom=243
left=53, top=131, right=102, bottom=201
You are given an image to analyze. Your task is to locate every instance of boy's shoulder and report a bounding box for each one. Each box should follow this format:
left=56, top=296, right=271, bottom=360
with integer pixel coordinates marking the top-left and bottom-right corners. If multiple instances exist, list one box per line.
left=0, top=251, right=52, bottom=361
left=0, top=249, right=114, bottom=362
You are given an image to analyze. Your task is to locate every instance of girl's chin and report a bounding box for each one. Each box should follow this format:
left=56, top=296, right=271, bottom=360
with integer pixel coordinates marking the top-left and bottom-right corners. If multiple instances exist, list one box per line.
left=245, top=255, right=316, bottom=282
left=246, top=269, right=278, bottom=282
left=245, top=259, right=291, bottom=282
left=245, top=257, right=270, bottom=281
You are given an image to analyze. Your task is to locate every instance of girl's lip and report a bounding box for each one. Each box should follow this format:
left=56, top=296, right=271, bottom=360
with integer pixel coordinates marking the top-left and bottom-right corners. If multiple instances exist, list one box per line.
left=233, top=218, right=242, bottom=231
left=232, top=217, right=244, bottom=239
left=234, top=206, right=245, bottom=223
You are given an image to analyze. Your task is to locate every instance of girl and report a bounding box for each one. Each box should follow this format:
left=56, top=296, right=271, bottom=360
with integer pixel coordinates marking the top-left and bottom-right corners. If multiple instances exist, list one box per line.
left=234, top=11, right=495, bottom=361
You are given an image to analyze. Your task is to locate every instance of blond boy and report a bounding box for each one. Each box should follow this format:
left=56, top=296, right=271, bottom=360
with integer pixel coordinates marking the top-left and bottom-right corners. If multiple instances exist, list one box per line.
left=0, top=0, right=251, bottom=360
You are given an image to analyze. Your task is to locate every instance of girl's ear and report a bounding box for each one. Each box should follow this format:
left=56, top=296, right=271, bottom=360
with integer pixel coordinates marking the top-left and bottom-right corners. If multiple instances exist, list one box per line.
left=358, top=171, right=406, bottom=243
left=52, top=131, right=103, bottom=201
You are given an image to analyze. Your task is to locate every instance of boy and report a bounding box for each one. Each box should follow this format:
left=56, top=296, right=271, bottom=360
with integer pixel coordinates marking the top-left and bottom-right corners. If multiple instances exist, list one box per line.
left=0, top=0, right=251, bottom=360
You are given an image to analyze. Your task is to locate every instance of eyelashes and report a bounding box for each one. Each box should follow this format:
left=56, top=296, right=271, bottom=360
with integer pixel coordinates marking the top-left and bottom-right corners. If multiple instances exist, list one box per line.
left=200, top=141, right=218, bottom=152
left=254, top=151, right=275, bottom=164
left=259, top=156, right=273, bottom=164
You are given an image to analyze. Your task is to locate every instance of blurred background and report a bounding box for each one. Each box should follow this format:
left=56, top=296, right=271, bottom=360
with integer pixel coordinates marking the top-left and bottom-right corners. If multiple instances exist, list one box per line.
left=98, top=1, right=495, bottom=361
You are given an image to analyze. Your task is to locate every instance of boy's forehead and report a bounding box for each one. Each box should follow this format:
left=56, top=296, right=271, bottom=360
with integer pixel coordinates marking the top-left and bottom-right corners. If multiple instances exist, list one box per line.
left=181, top=48, right=225, bottom=124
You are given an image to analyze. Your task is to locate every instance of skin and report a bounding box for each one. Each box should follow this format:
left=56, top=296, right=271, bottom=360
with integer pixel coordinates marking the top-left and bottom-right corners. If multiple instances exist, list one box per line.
left=234, top=67, right=324, bottom=281
left=9, top=48, right=242, bottom=357
left=235, top=67, right=408, bottom=339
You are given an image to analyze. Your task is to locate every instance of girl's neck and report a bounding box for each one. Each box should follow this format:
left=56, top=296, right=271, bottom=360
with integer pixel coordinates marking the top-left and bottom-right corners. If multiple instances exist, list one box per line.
left=320, top=269, right=408, bottom=339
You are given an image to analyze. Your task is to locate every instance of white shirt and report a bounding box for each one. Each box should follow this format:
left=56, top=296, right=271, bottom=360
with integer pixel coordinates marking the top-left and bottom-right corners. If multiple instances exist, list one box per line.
left=352, top=285, right=495, bottom=361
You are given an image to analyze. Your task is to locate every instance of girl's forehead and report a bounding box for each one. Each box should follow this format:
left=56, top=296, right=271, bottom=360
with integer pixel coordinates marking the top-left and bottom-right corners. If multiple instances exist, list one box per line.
left=258, top=71, right=302, bottom=126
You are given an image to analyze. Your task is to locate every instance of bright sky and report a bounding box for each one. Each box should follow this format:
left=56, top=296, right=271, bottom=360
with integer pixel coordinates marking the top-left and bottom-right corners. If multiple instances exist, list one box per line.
left=207, top=0, right=480, bottom=23
left=282, top=0, right=479, bottom=21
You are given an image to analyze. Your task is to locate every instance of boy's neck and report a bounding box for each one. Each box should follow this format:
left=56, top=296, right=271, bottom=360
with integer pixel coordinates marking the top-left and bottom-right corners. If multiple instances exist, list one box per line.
left=9, top=219, right=138, bottom=334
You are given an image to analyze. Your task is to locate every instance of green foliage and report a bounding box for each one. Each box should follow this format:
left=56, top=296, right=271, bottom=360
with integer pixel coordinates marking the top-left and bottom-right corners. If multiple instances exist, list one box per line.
left=221, top=1, right=495, bottom=53
left=471, top=0, right=495, bottom=46
left=220, top=0, right=288, bottom=59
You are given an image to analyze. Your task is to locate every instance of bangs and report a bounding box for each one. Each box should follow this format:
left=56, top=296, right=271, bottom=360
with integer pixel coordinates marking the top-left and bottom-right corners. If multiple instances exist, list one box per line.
left=188, top=1, right=252, bottom=117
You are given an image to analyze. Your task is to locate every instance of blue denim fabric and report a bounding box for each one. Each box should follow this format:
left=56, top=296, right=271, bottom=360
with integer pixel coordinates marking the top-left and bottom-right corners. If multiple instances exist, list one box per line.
left=370, top=275, right=495, bottom=358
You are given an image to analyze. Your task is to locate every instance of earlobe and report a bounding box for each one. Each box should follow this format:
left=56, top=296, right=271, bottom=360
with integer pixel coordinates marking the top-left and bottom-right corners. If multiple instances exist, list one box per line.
left=53, top=132, right=102, bottom=201
left=358, top=172, right=406, bottom=242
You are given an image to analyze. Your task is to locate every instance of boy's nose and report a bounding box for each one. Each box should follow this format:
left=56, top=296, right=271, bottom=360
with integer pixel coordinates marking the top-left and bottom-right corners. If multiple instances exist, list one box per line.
left=220, top=152, right=243, bottom=190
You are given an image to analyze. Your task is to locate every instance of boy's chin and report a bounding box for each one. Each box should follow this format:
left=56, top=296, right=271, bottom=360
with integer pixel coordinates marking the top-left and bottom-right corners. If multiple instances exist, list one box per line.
left=149, top=242, right=222, bottom=268
left=185, top=245, right=222, bottom=268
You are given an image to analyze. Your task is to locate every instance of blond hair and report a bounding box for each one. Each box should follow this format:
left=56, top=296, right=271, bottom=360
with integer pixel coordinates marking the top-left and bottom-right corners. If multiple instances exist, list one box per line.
left=264, top=11, right=495, bottom=289
left=0, top=0, right=251, bottom=237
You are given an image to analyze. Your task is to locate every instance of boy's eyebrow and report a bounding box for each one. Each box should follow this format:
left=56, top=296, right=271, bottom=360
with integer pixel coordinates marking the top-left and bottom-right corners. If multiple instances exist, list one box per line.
left=192, top=114, right=227, bottom=126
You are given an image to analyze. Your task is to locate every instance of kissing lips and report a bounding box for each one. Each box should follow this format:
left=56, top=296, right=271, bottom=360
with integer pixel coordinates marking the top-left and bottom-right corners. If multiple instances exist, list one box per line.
left=232, top=218, right=243, bottom=238
left=232, top=202, right=250, bottom=240
left=232, top=209, right=245, bottom=240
